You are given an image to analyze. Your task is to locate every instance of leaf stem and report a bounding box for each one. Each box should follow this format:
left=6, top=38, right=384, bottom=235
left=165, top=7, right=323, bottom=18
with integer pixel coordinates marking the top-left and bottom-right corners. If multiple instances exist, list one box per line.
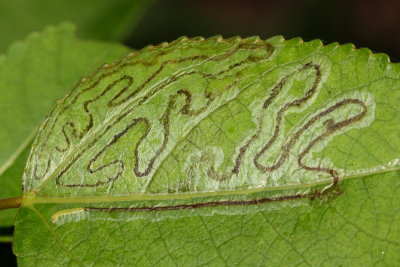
left=0, top=197, right=22, bottom=210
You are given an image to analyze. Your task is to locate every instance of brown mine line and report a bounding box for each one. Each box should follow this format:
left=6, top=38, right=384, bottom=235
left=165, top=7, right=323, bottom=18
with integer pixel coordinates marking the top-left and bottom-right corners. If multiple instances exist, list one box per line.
left=81, top=186, right=340, bottom=213
left=27, top=40, right=216, bottom=185
left=253, top=62, right=322, bottom=173
left=34, top=55, right=209, bottom=180
left=209, top=62, right=321, bottom=181
left=50, top=71, right=195, bottom=184
left=44, top=41, right=272, bottom=152
left=135, top=79, right=236, bottom=180
left=133, top=97, right=173, bottom=177
left=297, top=98, right=367, bottom=184
left=255, top=98, right=367, bottom=186
left=34, top=40, right=269, bottom=182
left=34, top=64, right=127, bottom=176
left=134, top=88, right=215, bottom=177
left=54, top=56, right=206, bottom=155
left=59, top=118, right=149, bottom=187
left=58, top=87, right=213, bottom=187
left=40, top=41, right=203, bottom=143
left=54, top=44, right=275, bottom=188
left=209, top=62, right=367, bottom=190
left=55, top=75, right=134, bottom=153
left=176, top=89, right=213, bottom=116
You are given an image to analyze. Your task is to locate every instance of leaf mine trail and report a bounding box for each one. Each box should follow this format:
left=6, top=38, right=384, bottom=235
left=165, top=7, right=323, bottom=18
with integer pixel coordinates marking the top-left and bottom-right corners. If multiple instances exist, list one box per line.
left=24, top=36, right=377, bottom=216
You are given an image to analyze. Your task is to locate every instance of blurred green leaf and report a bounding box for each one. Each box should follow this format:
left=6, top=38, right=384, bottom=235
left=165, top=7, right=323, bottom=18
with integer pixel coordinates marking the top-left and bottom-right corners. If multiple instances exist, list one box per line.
left=0, top=0, right=153, bottom=52
left=0, top=23, right=130, bottom=228
left=0, top=145, right=30, bottom=229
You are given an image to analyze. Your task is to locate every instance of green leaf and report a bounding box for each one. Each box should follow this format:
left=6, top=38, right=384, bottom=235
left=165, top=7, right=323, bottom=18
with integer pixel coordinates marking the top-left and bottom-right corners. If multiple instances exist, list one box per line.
left=13, top=36, right=400, bottom=265
left=0, top=0, right=153, bottom=52
left=0, top=145, right=30, bottom=228
left=0, top=23, right=130, bottom=228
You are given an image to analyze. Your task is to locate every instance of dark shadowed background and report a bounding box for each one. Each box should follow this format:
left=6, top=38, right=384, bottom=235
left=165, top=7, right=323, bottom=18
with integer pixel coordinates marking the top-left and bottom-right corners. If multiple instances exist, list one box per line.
left=129, top=0, right=400, bottom=60
left=2, top=0, right=400, bottom=265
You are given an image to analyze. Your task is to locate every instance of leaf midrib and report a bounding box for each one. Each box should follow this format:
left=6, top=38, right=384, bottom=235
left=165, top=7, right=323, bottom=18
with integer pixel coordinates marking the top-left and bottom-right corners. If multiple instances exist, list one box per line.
left=25, top=165, right=400, bottom=206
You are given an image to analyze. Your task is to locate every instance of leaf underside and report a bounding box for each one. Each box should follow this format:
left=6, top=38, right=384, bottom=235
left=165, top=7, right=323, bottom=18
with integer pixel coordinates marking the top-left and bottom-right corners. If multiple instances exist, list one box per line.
left=14, top=36, right=400, bottom=266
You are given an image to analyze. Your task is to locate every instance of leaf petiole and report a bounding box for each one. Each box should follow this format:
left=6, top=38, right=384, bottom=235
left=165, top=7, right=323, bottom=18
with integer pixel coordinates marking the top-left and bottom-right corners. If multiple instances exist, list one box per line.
left=0, top=197, right=22, bottom=210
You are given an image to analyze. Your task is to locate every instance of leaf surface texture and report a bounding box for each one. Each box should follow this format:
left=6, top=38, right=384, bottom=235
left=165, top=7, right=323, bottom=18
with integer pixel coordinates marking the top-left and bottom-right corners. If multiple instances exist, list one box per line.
left=14, top=36, right=400, bottom=266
